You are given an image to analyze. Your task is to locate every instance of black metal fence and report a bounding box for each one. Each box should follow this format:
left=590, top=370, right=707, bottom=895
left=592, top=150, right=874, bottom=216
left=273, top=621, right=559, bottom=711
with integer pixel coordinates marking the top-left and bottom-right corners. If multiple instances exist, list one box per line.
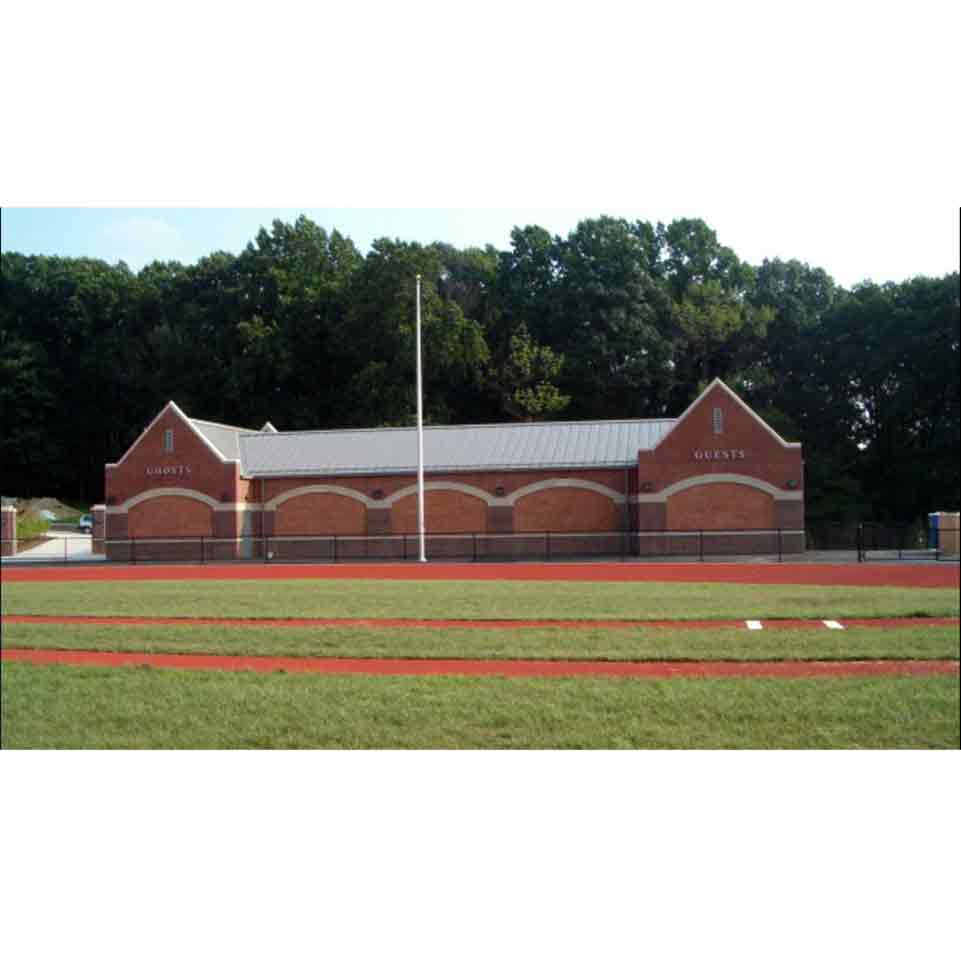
left=5, top=529, right=804, bottom=564
left=3, top=524, right=955, bottom=565
left=806, top=520, right=956, bottom=562
left=856, top=522, right=951, bottom=562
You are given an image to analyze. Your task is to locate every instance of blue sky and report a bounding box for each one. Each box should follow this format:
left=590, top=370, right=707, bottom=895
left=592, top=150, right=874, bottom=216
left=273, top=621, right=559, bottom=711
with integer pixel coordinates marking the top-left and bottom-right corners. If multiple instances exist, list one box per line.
left=3, top=206, right=958, bottom=288
left=1, top=208, right=624, bottom=272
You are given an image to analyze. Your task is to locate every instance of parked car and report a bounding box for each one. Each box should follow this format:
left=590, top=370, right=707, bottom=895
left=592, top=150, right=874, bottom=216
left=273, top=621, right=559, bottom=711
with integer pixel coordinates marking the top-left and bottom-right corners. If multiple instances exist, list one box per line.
left=78, top=514, right=93, bottom=534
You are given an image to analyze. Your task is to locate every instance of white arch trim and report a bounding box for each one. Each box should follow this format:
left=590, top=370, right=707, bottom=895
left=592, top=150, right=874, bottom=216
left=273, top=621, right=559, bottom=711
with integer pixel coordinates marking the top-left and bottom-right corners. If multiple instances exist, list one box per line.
left=506, top=478, right=626, bottom=506
left=110, top=487, right=222, bottom=514
left=634, top=473, right=802, bottom=503
left=381, top=481, right=498, bottom=508
left=265, top=485, right=375, bottom=510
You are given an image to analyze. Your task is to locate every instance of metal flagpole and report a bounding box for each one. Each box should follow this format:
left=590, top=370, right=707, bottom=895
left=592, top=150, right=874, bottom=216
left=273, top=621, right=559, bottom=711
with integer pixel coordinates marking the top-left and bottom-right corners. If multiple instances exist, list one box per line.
left=415, top=274, right=427, bottom=562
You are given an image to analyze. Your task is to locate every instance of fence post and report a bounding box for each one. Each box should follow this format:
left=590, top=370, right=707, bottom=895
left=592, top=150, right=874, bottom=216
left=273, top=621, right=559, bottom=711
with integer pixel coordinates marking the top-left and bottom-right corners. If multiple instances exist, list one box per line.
left=333, top=535, right=338, bottom=563
left=472, top=532, right=477, bottom=562
left=200, top=536, right=206, bottom=565
left=857, top=524, right=863, bottom=562
left=777, top=528, right=783, bottom=563
left=64, top=535, right=68, bottom=565
left=546, top=530, right=551, bottom=562
left=699, top=530, right=704, bottom=562
left=131, top=537, right=136, bottom=564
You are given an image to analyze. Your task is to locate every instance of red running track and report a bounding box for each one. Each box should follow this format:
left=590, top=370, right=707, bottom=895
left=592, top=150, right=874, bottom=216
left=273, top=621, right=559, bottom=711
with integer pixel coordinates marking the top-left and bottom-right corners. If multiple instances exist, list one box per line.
left=2, top=561, right=959, bottom=588
left=3, top=647, right=958, bottom=679
left=3, top=614, right=959, bottom=631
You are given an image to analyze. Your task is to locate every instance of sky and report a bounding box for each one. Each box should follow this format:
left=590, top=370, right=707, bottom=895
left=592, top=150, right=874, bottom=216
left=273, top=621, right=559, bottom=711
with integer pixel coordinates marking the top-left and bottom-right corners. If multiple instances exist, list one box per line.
left=2, top=203, right=958, bottom=288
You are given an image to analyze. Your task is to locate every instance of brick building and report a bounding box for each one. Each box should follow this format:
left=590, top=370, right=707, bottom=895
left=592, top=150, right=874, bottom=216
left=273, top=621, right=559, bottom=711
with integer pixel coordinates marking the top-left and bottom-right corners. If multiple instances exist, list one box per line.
left=102, top=379, right=804, bottom=560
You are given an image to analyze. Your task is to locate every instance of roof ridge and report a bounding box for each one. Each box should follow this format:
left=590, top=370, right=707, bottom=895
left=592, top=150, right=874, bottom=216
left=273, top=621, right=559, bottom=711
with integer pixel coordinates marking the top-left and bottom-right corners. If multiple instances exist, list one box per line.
left=238, top=417, right=678, bottom=440
left=190, top=417, right=259, bottom=433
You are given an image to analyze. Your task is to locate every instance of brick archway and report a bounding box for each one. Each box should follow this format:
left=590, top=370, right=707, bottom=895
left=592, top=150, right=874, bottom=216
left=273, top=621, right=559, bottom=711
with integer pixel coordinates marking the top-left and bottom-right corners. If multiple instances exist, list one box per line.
left=515, top=487, right=619, bottom=533
left=128, top=496, right=213, bottom=537
left=274, top=492, right=367, bottom=535
left=666, top=482, right=775, bottom=531
left=391, top=489, right=488, bottom=534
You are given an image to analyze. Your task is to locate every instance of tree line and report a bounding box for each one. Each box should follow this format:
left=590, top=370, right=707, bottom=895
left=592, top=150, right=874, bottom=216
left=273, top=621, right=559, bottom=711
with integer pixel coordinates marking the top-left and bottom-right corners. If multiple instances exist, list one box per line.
left=1, top=215, right=958, bottom=524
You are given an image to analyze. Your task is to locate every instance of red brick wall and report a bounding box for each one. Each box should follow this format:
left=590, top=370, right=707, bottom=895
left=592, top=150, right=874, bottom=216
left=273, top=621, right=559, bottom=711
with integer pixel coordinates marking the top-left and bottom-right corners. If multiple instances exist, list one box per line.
left=274, top=493, right=366, bottom=535
left=392, top=490, right=489, bottom=534
left=105, top=405, right=240, bottom=508
left=92, top=506, right=106, bottom=555
left=1, top=506, right=15, bottom=556
left=639, top=382, right=803, bottom=496
left=515, top=488, right=619, bottom=533
left=639, top=382, right=804, bottom=531
left=666, top=483, right=775, bottom=531
left=262, top=467, right=628, bottom=505
left=128, top=496, right=213, bottom=537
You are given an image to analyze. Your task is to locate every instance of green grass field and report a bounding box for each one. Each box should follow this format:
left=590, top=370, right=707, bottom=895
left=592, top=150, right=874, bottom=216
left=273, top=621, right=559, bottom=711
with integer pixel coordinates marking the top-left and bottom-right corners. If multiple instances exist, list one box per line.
left=3, top=621, right=958, bottom=662
left=3, top=578, right=958, bottom=620
left=2, top=664, right=958, bottom=748
left=2, top=576, right=958, bottom=748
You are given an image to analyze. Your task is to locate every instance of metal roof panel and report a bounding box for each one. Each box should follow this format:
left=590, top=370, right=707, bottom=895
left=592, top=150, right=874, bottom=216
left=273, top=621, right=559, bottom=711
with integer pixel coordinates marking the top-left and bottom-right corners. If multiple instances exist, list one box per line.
left=237, top=418, right=677, bottom=477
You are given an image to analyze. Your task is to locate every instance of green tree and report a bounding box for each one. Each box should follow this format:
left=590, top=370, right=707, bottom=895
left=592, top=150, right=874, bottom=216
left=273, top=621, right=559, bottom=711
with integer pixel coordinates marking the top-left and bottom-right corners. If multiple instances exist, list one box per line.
left=551, top=217, right=675, bottom=419
left=485, top=323, right=569, bottom=420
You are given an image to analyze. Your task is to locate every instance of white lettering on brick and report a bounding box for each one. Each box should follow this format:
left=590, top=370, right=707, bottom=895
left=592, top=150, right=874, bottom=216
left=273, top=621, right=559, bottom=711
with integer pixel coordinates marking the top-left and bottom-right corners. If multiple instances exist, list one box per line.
left=145, top=465, right=193, bottom=477
left=692, top=449, right=746, bottom=461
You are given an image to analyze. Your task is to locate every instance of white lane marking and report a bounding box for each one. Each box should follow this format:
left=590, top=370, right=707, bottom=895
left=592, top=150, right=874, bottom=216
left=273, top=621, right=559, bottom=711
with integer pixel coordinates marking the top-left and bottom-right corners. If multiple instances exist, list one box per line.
left=746, top=620, right=763, bottom=630
left=823, top=620, right=845, bottom=630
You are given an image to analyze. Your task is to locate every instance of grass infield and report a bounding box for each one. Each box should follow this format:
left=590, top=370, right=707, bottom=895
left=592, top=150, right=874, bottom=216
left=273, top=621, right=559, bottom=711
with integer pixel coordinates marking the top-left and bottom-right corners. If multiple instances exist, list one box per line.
left=2, top=663, right=957, bottom=749
left=3, top=622, right=959, bottom=663
left=4, top=576, right=957, bottom=749
left=2, top=578, right=958, bottom=621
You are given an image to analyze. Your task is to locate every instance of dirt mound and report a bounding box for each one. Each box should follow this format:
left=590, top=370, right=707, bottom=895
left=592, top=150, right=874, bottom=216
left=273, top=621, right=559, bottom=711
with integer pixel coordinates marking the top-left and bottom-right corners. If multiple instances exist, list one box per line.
left=18, top=498, right=83, bottom=520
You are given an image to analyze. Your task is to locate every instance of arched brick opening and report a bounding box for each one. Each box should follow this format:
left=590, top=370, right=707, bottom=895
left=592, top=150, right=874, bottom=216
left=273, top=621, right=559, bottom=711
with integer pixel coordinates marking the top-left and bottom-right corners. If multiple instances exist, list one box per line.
left=128, top=496, right=213, bottom=537
left=666, top=482, right=775, bottom=531
left=392, top=490, right=488, bottom=534
left=515, top=488, right=618, bottom=533
left=274, top=492, right=367, bottom=535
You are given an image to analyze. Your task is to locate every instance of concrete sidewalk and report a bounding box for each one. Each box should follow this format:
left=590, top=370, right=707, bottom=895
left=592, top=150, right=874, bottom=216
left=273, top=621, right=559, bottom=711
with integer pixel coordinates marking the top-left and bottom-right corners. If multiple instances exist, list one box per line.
left=2, top=530, right=104, bottom=563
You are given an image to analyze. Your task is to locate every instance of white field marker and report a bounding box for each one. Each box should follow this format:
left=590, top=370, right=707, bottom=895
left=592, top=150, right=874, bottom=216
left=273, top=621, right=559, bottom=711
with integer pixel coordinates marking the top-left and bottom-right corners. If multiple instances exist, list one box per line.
left=746, top=620, right=763, bottom=630
left=823, top=620, right=845, bottom=630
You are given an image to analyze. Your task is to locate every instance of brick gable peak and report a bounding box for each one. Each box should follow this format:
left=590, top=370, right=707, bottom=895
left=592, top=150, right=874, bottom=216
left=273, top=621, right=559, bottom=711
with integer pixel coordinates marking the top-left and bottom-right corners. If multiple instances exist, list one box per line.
left=653, top=378, right=799, bottom=452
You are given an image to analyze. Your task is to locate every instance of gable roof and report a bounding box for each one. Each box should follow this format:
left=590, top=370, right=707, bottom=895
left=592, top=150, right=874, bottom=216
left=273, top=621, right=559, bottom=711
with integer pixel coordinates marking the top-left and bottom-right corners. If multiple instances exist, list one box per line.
left=188, top=417, right=262, bottom=462
left=237, top=418, right=677, bottom=477
left=115, top=381, right=794, bottom=478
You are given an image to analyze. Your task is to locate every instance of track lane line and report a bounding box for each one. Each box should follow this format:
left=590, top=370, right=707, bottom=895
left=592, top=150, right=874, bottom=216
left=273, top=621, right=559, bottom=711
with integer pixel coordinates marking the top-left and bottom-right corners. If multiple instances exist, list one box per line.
left=3, top=561, right=958, bottom=588
left=2, top=648, right=959, bottom=679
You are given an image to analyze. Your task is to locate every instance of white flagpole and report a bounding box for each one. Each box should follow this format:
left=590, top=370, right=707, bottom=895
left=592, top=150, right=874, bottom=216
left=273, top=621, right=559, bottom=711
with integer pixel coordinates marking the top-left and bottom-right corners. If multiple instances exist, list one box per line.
left=415, top=274, right=427, bottom=562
